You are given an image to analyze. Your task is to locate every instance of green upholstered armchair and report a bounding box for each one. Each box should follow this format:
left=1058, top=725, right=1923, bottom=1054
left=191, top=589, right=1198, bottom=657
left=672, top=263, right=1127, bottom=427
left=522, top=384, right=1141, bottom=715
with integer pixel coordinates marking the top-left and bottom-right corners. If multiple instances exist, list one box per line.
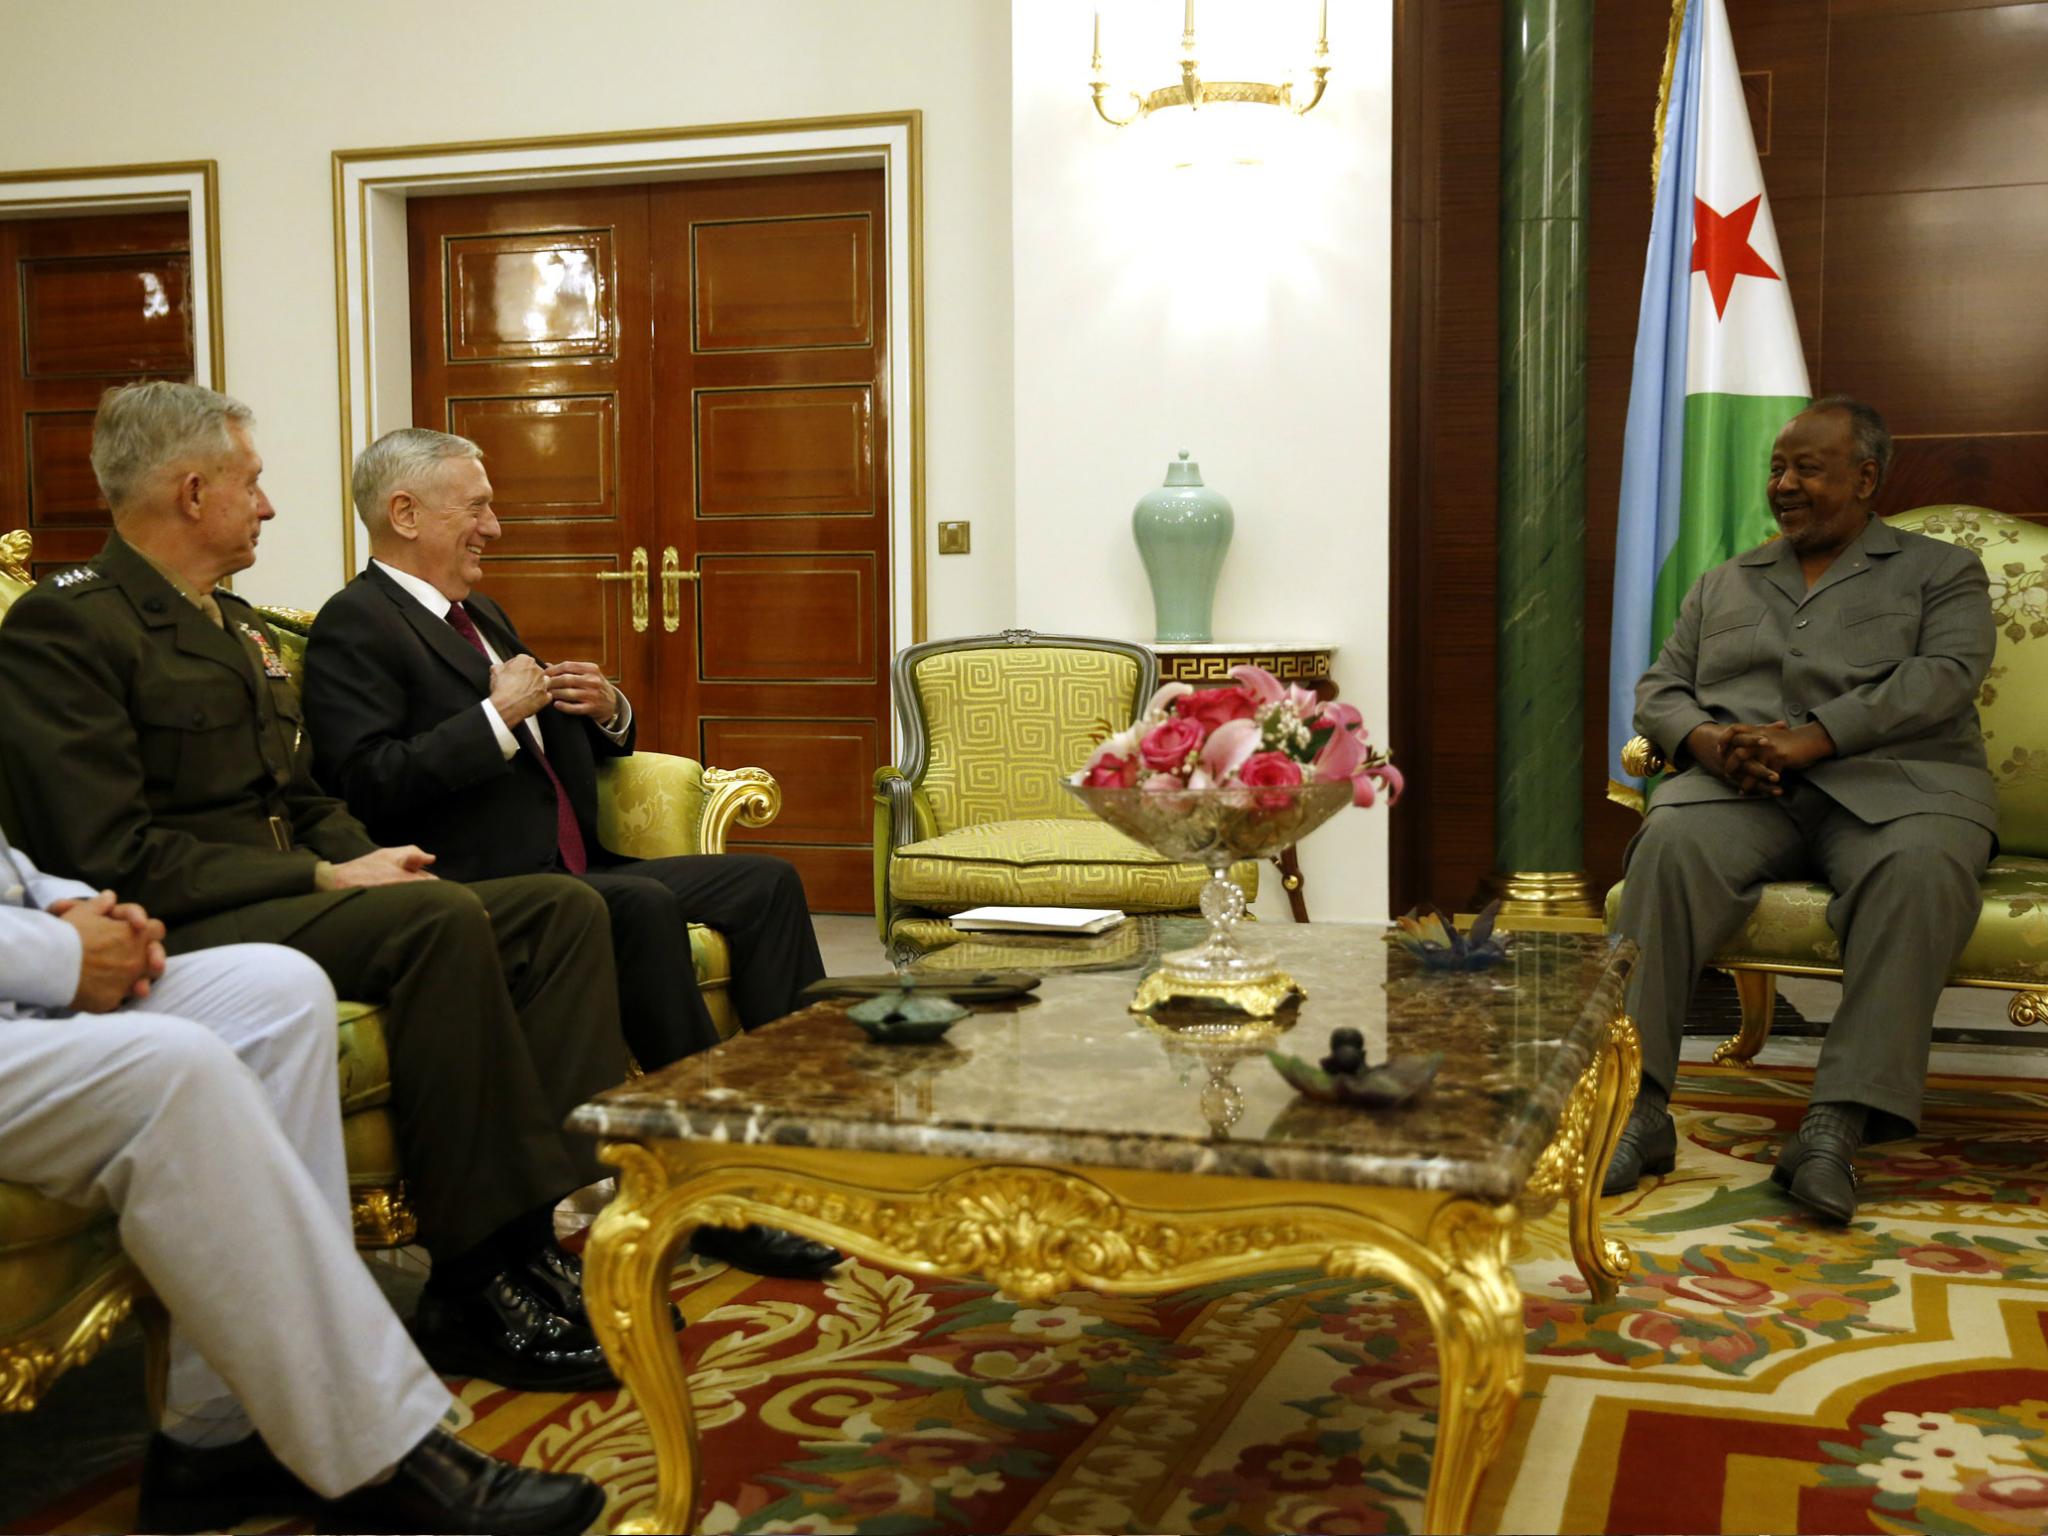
left=874, top=629, right=1257, bottom=950
left=0, top=530, right=779, bottom=1414
left=1606, top=506, right=2048, bottom=1063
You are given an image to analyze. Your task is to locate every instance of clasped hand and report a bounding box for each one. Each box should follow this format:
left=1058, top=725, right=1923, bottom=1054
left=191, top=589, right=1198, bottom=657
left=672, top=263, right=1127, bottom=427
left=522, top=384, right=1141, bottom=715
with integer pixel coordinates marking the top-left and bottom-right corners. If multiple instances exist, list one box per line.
left=49, top=890, right=166, bottom=1012
left=1686, top=720, right=1836, bottom=797
left=489, top=655, right=617, bottom=726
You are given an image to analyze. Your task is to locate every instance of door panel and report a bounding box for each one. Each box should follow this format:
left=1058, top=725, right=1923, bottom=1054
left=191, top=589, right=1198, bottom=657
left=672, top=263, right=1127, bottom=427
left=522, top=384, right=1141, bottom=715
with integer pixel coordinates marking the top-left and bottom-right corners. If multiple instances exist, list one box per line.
left=25, top=411, right=104, bottom=525
left=696, top=555, right=877, bottom=682
left=696, top=385, right=875, bottom=518
left=693, top=214, right=873, bottom=350
left=0, top=209, right=195, bottom=573
left=408, top=188, right=656, bottom=719
left=447, top=395, right=616, bottom=519
left=699, top=717, right=878, bottom=843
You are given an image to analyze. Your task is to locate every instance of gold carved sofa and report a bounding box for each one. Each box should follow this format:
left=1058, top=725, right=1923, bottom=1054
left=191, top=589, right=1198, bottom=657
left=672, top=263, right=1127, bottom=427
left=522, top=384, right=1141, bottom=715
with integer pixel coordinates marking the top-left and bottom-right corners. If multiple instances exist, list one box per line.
left=0, top=531, right=779, bottom=1413
left=1607, top=505, right=2048, bottom=1061
left=874, top=628, right=1256, bottom=951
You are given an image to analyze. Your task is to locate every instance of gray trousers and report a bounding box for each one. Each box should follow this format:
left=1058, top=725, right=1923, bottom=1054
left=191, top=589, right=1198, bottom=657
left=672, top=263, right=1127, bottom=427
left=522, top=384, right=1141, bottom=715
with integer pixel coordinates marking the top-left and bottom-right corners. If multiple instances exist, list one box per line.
left=0, top=946, right=450, bottom=1497
left=1615, top=784, right=1991, bottom=1139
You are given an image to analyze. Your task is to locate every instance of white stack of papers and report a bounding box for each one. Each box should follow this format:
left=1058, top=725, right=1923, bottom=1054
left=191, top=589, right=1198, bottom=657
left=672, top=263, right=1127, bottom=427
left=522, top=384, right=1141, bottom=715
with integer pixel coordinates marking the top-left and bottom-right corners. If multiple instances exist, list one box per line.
left=949, top=905, right=1126, bottom=936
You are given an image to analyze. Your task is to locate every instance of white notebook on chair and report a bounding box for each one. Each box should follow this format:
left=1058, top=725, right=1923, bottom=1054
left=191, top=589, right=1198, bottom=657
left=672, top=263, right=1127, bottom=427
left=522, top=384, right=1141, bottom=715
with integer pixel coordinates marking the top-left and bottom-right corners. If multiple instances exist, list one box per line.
left=949, top=905, right=1126, bottom=936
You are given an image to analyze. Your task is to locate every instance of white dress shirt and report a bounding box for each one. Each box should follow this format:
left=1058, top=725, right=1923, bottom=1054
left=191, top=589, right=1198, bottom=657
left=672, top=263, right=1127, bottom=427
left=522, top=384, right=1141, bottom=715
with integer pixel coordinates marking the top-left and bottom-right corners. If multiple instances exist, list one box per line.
left=370, top=559, right=631, bottom=762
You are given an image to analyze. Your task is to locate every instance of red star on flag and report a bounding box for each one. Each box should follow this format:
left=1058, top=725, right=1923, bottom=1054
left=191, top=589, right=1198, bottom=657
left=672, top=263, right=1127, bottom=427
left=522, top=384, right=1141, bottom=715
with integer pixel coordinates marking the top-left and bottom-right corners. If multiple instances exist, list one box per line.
left=1691, top=193, right=1781, bottom=319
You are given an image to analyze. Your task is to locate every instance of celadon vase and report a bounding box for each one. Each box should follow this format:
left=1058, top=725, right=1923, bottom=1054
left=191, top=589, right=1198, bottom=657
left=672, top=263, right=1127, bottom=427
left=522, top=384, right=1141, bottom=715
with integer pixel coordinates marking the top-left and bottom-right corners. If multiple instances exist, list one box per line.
left=1131, top=449, right=1234, bottom=643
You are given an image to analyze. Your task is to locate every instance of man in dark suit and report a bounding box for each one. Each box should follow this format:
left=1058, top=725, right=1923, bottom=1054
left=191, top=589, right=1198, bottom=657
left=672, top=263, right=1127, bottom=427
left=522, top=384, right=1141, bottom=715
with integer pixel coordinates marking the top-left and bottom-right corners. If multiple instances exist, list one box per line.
left=302, top=427, right=834, bottom=1280
left=1610, top=398, right=1998, bottom=1223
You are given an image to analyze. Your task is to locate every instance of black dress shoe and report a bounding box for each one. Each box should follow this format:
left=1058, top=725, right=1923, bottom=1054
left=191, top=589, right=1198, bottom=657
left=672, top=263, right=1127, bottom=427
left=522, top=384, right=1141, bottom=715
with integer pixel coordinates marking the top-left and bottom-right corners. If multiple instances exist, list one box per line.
left=690, top=1223, right=842, bottom=1280
left=1601, top=1099, right=1678, bottom=1196
left=333, top=1428, right=604, bottom=1536
left=412, top=1269, right=619, bottom=1392
left=137, top=1432, right=318, bottom=1533
left=522, top=1243, right=588, bottom=1323
left=524, top=1242, right=684, bottom=1332
left=1772, top=1114, right=1861, bottom=1225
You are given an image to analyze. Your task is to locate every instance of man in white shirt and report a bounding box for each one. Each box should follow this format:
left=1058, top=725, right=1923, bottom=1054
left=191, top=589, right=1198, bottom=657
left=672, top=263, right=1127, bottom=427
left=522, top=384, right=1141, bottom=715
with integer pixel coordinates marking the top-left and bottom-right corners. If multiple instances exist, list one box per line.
left=0, top=831, right=601, bottom=1534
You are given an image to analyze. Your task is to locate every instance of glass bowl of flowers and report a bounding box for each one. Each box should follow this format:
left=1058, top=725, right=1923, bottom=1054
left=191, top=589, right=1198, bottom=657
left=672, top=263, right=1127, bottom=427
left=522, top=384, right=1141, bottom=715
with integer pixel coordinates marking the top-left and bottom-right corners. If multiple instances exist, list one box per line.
left=1067, top=665, right=1400, bottom=1014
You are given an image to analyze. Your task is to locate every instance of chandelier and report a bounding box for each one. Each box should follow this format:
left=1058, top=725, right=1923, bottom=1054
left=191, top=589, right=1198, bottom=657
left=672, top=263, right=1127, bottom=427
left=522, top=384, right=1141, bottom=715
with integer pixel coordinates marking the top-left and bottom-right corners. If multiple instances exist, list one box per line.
left=1090, top=1, right=1332, bottom=127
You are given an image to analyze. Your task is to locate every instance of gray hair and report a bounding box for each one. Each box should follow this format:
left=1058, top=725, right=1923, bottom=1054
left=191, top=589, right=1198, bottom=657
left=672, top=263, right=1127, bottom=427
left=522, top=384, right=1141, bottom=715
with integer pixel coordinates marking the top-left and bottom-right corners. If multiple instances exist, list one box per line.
left=351, top=428, right=483, bottom=533
left=1805, top=394, right=1893, bottom=492
left=90, top=381, right=254, bottom=511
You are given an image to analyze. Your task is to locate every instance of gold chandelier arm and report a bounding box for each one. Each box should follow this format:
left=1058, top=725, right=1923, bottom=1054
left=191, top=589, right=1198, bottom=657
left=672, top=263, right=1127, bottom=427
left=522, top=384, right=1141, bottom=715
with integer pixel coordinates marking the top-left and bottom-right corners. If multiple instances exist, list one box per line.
left=1090, top=79, right=1144, bottom=127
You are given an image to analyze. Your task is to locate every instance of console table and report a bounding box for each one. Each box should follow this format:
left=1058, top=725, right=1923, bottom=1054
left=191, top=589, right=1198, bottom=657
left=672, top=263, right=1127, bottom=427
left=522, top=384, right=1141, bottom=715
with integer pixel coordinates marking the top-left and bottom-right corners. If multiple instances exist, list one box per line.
left=1151, top=641, right=1337, bottom=924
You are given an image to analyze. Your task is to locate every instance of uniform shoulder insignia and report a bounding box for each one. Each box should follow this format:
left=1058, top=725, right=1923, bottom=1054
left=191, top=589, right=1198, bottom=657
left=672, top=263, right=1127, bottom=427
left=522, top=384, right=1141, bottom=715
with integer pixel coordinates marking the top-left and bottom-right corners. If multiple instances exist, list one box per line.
left=48, top=566, right=101, bottom=591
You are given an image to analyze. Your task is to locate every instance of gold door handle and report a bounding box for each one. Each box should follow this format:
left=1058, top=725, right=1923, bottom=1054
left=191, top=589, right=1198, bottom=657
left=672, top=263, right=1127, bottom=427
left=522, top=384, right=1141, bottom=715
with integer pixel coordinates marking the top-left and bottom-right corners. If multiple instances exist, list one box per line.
left=595, top=546, right=649, bottom=633
left=659, top=546, right=699, bottom=634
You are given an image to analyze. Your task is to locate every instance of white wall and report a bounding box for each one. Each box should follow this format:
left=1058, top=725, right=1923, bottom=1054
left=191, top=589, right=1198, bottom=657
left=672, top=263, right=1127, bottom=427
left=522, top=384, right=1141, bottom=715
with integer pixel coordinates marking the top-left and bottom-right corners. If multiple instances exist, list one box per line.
left=1010, top=0, right=1395, bottom=920
left=0, top=0, right=1015, bottom=639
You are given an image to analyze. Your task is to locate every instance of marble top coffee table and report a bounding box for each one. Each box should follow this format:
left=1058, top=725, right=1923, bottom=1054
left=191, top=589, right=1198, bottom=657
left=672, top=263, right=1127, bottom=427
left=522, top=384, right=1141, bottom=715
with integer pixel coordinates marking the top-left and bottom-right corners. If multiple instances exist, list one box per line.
left=570, top=920, right=1640, bottom=1535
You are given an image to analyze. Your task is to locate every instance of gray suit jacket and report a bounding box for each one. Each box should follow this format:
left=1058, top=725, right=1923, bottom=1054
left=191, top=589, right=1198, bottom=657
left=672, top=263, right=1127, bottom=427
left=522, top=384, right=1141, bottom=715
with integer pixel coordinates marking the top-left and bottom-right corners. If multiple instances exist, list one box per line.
left=1634, top=516, right=1998, bottom=836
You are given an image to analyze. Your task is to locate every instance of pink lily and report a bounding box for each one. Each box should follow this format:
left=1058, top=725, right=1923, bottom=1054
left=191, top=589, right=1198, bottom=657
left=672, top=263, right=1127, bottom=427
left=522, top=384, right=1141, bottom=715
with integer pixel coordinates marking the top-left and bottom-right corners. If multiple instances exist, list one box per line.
left=1227, top=664, right=1285, bottom=708
left=1312, top=725, right=1367, bottom=784
left=1199, top=717, right=1261, bottom=782
left=1142, top=681, right=1193, bottom=719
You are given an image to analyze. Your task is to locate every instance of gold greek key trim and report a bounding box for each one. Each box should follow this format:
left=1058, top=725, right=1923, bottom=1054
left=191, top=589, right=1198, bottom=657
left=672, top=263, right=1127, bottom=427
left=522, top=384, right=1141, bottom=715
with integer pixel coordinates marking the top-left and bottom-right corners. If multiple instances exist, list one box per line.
left=1153, top=649, right=1334, bottom=685
left=0, top=1263, right=153, bottom=1414
left=699, top=766, right=783, bottom=855
left=0, top=529, right=32, bottom=585
left=350, top=1184, right=417, bottom=1248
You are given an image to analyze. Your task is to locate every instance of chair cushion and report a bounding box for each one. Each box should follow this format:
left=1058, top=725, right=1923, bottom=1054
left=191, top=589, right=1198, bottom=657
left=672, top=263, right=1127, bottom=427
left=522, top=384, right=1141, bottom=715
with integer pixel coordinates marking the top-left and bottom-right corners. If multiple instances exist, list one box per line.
left=0, top=1183, right=108, bottom=1254
left=890, top=817, right=1252, bottom=912
left=1604, top=854, right=2048, bottom=985
left=0, top=1202, right=125, bottom=1337
left=336, top=1000, right=390, bottom=1113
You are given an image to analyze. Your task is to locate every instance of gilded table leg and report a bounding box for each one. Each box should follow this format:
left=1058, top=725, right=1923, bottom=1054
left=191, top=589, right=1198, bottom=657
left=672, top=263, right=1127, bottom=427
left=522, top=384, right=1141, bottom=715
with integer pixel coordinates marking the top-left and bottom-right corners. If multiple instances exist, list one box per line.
left=1714, top=969, right=1777, bottom=1064
left=1569, top=1014, right=1639, bottom=1303
left=583, top=1142, right=702, bottom=1536
left=1338, top=1202, right=1523, bottom=1536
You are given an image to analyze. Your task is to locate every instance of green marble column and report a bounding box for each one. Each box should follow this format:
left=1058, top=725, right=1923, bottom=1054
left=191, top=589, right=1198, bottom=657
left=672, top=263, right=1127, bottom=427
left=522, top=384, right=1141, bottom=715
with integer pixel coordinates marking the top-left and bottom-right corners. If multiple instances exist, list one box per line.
left=1491, top=0, right=1597, bottom=916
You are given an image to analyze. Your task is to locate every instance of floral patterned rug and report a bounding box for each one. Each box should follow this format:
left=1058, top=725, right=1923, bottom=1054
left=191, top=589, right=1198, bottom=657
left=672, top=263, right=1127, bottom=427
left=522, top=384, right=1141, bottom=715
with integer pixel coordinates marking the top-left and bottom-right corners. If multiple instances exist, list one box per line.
left=16, top=1059, right=2048, bottom=1536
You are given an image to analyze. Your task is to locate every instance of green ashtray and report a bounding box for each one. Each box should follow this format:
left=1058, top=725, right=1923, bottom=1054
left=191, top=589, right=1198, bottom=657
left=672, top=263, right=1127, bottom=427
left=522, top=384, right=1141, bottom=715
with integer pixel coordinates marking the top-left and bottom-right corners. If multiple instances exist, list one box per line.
left=847, top=989, right=969, bottom=1044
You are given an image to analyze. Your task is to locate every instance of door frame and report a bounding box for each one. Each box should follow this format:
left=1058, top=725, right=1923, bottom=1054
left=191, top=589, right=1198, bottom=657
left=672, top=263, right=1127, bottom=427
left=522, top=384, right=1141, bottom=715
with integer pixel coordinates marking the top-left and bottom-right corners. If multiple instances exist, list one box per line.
left=331, top=112, right=924, bottom=649
left=0, top=161, right=225, bottom=390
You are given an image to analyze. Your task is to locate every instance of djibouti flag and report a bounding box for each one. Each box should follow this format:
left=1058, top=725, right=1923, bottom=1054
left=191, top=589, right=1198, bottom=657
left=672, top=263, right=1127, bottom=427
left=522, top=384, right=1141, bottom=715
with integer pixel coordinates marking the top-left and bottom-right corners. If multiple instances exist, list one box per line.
left=1607, top=0, right=1809, bottom=804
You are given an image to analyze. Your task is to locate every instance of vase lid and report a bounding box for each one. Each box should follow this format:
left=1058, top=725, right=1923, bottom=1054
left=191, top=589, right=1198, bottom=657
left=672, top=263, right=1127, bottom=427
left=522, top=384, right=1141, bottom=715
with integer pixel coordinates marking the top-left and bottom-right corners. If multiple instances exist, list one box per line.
left=1163, top=448, right=1204, bottom=487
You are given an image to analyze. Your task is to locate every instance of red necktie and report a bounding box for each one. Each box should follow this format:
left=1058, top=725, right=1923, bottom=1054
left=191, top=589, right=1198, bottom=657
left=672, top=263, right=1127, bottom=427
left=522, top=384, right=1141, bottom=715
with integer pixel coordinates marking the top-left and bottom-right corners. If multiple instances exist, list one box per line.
left=446, top=602, right=587, bottom=875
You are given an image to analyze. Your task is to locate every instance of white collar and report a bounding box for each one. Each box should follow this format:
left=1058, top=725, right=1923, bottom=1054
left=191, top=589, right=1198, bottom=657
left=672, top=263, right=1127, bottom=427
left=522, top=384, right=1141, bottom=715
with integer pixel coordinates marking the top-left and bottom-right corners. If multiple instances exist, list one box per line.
left=371, top=558, right=464, bottom=621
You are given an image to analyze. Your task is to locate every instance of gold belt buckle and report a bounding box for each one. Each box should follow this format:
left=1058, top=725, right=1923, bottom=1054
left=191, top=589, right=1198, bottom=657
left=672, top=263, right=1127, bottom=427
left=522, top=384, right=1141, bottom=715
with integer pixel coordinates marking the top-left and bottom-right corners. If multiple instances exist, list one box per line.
left=268, top=815, right=293, bottom=853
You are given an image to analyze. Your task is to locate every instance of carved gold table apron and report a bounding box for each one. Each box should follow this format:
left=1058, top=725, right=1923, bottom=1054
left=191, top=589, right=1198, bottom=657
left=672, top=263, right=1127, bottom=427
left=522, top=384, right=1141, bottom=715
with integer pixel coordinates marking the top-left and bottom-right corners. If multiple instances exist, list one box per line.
left=574, top=923, right=1640, bottom=1535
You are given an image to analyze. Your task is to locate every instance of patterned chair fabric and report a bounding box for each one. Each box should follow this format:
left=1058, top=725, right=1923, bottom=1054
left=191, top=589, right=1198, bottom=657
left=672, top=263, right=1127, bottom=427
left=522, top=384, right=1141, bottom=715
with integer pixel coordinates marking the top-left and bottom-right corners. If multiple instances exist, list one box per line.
left=1605, top=505, right=2048, bottom=1048
left=0, top=530, right=769, bottom=1412
left=874, top=631, right=1258, bottom=943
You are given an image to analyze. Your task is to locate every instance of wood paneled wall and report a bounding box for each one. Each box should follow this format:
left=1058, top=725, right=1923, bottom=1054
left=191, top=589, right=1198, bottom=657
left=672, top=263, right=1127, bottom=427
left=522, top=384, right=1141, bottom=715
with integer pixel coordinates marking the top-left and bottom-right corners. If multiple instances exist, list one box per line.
left=1389, top=0, right=2048, bottom=915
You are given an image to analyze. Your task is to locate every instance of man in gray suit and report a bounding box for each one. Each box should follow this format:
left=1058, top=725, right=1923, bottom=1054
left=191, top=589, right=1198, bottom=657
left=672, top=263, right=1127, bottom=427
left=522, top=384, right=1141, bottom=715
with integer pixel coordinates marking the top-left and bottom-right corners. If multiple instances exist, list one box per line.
left=1609, top=397, right=1998, bottom=1223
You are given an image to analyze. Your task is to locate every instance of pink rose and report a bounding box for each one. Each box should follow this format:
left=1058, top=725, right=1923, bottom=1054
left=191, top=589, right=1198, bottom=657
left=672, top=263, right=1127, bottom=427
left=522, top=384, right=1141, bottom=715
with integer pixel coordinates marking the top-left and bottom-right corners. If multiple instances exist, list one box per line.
left=1139, top=715, right=1206, bottom=773
left=1239, top=749, right=1306, bottom=808
left=1081, top=753, right=1140, bottom=788
left=1175, top=686, right=1258, bottom=731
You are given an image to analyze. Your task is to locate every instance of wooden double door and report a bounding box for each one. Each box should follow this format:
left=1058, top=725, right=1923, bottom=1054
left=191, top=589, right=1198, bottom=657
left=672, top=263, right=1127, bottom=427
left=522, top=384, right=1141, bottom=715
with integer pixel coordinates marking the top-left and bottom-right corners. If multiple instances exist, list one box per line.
left=0, top=209, right=195, bottom=575
left=407, top=172, right=891, bottom=912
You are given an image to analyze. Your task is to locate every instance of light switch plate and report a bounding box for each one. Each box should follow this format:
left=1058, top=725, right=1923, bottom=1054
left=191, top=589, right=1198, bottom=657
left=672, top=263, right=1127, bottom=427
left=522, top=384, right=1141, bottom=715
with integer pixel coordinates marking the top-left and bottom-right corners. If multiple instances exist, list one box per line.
left=937, top=520, right=971, bottom=554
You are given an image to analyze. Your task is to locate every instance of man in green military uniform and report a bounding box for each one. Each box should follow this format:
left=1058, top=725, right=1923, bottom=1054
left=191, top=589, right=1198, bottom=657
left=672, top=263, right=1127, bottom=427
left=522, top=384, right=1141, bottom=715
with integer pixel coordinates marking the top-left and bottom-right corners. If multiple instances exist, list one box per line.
left=0, top=381, right=629, bottom=1396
